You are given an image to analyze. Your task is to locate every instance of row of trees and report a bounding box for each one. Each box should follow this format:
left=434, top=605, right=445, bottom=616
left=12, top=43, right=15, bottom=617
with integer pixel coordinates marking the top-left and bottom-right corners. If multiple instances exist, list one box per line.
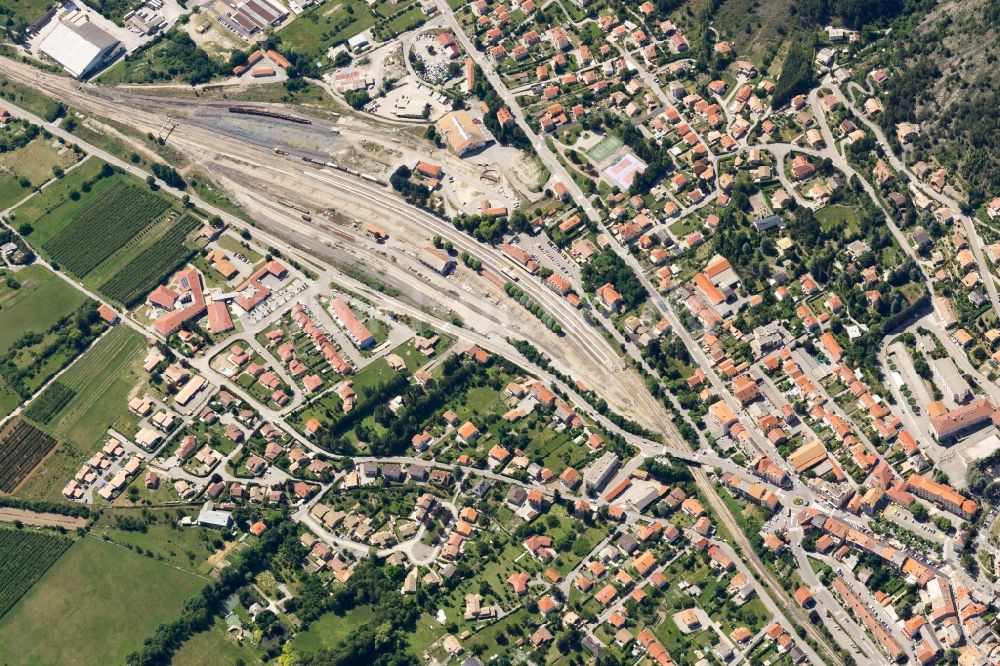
left=0, top=305, right=104, bottom=401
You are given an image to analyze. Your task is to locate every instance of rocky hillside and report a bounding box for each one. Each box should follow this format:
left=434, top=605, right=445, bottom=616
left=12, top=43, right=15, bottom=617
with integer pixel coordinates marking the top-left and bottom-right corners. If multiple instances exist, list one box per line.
left=877, top=0, right=1000, bottom=206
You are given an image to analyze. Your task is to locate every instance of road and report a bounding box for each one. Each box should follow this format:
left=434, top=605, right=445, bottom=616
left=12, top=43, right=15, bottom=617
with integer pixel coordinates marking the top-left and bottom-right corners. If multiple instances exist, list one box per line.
left=830, top=76, right=1000, bottom=315
left=0, top=44, right=927, bottom=665
left=787, top=522, right=882, bottom=663
left=0, top=58, right=676, bottom=436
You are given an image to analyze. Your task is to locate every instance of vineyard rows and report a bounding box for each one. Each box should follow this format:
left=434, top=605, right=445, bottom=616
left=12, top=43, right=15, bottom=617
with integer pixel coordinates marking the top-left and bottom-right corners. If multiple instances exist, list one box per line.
left=0, top=420, right=57, bottom=493
left=100, top=213, right=200, bottom=307
left=0, top=528, right=71, bottom=618
left=24, top=381, right=76, bottom=425
left=43, top=182, right=171, bottom=277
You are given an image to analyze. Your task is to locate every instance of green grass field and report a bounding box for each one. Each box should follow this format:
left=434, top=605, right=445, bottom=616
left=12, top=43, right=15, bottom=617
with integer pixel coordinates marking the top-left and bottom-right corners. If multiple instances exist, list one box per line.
left=293, top=604, right=375, bottom=653
left=171, top=615, right=264, bottom=665
left=0, top=536, right=205, bottom=666
left=0, top=379, right=19, bottom=419
left=0, top=137, right=79, bottom=188
left=10, top=158, right=110, bottom=247
left=279, top=0, right=377, bottom=62
left=390, top=339, right=428, bottom=373
left=93, top=519, right=220, bottom=575
left=815, top=204, right=861, bottom=235
left=373, top=5, right=426, bottom=40
left=217, top=234, right=263, bottom=264
left=365, top=317, right=390, bottom=346
left=18, top=327, right=146, bottom=501
left=0, top=265, right=87, bottom=353
left=0, top=173, right=31, bottom=210
left=585, top=134, right=624, bottom=163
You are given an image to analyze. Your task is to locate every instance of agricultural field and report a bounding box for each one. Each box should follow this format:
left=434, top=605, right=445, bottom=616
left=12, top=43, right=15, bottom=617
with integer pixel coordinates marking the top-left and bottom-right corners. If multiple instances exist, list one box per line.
left=10, top=158, right=115, bottom=246
left=99, top=212, right=201, bottom=306
left=23, top=381, right=76, bottom=425
left=0, top=536, right=206, bottom=666
left=18, top=327, right=146, bottom=501
left=0, top=419, right=57, bottom=493
left=0, top=528, right=72, bottom=618
left=42, top=180, right=172, bottom=277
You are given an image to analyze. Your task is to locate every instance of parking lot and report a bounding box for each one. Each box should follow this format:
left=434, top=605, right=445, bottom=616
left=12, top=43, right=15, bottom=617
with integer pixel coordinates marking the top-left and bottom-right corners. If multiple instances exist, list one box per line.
left=511, top=233, right=579, bottom=283
left=247, top=279, right=308, bottom=325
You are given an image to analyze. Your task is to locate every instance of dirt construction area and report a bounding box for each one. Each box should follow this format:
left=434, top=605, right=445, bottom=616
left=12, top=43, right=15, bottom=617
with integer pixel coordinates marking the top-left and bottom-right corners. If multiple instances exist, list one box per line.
left=0, top=507, right=88, bottom=529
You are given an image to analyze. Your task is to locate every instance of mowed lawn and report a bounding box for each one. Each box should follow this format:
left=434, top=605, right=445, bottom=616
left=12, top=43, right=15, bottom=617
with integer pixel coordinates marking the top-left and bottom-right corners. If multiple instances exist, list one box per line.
left=0, top=172, right=32, bottom=210
left=0, top=265, right=88, bottom=353
left=171, top=616, right=264, bottom=666
left=293, top=604, right=375, bottom=653
left=17, top=327, right=145, bottom=501
left=815, top=204, right=861, bottom=235
left=0, top=536, right=206, bottom=666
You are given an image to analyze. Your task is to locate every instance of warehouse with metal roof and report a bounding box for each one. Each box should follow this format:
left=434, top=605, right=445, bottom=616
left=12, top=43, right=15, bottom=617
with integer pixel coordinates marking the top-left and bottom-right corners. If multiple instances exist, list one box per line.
left=38, top=20, right=120, bottom=78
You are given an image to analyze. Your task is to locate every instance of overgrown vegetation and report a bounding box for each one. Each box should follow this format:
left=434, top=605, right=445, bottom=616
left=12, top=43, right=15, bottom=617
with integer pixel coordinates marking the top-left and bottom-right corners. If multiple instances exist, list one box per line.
left=107, top=30, right=226, bottom=85
left=772, top=38, right=814, bottom=109
left=581, top=251, right=648, bottom=310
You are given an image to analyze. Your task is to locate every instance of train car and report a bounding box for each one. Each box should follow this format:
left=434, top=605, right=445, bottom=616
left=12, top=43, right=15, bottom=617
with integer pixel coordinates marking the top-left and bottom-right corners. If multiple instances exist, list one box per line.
left=228, top=107, right=312, bottom=124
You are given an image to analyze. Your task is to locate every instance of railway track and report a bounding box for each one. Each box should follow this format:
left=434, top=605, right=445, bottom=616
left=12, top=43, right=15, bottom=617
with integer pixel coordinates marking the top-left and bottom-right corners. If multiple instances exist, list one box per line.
left=4, top=64, right=849, bottom=662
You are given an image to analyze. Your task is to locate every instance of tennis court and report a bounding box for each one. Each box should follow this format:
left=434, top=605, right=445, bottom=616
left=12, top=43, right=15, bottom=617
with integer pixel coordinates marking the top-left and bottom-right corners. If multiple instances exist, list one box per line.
left=586, top=134, right=624, bottom=163
left=602, top=150, right=647, bottom=190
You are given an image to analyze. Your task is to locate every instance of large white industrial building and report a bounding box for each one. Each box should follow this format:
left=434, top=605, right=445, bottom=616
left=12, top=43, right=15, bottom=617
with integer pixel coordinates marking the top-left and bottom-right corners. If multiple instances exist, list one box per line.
left=38, top=20, right=120, bottom=78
